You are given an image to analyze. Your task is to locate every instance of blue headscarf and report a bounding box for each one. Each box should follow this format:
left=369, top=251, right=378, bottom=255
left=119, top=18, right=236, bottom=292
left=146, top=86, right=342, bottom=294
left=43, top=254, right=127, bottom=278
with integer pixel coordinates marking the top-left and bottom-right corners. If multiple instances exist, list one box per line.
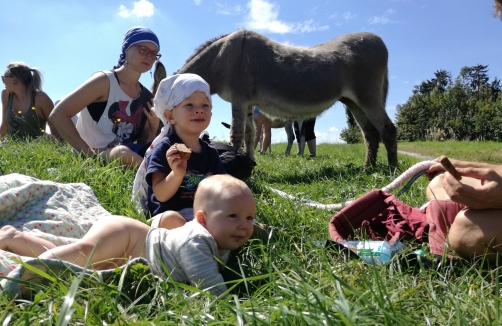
left=114, top=26, right=160, bottom=69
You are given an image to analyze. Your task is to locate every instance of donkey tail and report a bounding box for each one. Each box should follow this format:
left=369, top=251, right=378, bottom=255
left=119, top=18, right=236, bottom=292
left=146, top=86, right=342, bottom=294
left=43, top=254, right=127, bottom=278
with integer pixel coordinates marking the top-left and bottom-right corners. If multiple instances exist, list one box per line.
left=382, top=67, right=389, bottom=108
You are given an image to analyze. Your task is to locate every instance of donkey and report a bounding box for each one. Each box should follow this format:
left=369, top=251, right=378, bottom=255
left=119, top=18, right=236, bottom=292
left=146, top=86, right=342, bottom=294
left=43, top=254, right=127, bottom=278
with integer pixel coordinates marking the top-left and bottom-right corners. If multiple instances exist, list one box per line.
left=163, top=29, right=397, bottom=166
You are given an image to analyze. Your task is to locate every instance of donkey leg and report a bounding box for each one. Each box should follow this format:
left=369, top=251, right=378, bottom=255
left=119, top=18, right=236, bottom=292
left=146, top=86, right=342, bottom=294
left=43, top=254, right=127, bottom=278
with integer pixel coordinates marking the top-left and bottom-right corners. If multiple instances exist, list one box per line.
left=380, top=122, right=398, bottom=167
left=356, top=103, right=398, bottom=167
left=344, top=101, right=380, bottom=167
left=231, top=101, right=255, bottom=160
left=245, top=107, right=256, bottom=161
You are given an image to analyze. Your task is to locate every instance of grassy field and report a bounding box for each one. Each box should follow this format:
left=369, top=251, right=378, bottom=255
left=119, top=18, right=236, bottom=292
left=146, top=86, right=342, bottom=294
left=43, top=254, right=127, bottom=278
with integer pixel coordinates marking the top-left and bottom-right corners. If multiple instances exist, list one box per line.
left=1, top=138, right=502, bottom=325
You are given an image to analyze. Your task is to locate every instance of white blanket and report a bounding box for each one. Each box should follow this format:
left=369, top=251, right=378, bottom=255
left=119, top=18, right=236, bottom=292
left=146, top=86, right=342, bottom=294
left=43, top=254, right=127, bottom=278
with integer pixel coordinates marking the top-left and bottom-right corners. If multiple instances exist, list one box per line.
left=0, top=173, right=111, bottom=277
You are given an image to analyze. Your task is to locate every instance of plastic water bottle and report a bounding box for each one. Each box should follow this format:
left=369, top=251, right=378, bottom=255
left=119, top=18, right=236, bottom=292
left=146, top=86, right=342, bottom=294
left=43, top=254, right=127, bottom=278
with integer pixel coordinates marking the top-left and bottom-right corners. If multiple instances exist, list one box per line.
left=337, top=241, right=405, bottom=265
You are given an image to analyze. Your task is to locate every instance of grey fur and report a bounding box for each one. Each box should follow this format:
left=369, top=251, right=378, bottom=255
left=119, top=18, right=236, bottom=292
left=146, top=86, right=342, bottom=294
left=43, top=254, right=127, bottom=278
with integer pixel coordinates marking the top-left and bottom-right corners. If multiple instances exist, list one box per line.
left=172, top=29, right=397, bottom=166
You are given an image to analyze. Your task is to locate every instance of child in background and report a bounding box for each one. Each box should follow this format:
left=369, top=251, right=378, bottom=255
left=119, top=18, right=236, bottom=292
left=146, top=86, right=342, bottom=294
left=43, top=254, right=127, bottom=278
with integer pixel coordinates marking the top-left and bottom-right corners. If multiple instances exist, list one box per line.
left=1, top=175, right=256, bottom=297
left=132, top=74, right=226, bottom=229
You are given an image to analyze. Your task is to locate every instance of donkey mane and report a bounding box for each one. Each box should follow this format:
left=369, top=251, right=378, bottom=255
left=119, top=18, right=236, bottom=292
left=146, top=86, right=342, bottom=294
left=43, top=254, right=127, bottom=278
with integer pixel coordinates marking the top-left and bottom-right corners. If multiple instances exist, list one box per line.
left=174, top=33, right=231, bottom=74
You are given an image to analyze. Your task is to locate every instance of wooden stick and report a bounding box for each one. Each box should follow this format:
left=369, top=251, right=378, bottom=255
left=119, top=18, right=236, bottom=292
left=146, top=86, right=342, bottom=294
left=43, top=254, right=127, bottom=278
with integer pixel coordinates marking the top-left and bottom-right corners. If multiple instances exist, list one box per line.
left=439, top=156, right=462, bottom=180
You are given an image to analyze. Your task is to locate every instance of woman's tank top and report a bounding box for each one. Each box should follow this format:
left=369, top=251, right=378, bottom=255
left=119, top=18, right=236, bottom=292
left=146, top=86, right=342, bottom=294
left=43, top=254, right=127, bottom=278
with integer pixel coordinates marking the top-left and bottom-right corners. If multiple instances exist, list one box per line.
left=6, top=93, right=47, bottom=139
left=76, top=70, right=152, bottom=149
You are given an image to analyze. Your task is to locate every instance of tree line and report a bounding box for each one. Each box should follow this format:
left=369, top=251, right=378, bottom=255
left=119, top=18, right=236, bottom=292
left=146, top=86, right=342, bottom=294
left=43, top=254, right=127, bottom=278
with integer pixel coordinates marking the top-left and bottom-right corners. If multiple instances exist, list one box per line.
left=341, top=65, right=502, bottom=143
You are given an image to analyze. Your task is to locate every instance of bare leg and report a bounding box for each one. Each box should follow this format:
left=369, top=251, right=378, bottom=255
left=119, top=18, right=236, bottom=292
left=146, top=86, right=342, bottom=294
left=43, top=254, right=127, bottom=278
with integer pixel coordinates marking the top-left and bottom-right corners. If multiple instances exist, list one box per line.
left=307, top=139, right=316, bottom=157
left=157, top=211, right=187, bottom=230
left=449, top=208, right=502, bottom=263
left=39, top=215, right=150, bottom=269
left=0, top=225, right=55, bottom=256
left=261, top=117, right=272, bottom=153
left=98, top=146, right=143, bottom=167
left=254, top=114, right=265, bottom=150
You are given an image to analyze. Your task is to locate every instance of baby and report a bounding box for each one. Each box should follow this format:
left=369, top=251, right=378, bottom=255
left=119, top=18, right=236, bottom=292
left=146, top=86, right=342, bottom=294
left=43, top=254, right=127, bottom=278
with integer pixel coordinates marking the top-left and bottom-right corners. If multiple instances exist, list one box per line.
left=0, top=174, right=256, bottom=296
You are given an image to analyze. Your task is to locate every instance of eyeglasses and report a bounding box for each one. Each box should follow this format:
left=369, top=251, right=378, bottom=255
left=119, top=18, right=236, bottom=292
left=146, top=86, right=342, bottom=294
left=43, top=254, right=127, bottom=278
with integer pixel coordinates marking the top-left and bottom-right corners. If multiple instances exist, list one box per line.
left=1, top=73, right=13, bottom=82
left=131, top=45, right=162, bottom=60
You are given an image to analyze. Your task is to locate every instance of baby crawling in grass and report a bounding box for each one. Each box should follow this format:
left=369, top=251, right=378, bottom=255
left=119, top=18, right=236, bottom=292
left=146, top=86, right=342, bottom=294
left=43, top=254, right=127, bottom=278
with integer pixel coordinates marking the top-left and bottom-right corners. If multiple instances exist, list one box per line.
left=0, top=174, right=256, bottom=296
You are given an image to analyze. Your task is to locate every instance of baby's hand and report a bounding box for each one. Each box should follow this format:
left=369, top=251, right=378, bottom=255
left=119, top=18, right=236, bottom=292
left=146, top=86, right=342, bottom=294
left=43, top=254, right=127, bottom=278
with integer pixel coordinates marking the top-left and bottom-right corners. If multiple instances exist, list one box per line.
left=166, top=145, right=187, bottom=176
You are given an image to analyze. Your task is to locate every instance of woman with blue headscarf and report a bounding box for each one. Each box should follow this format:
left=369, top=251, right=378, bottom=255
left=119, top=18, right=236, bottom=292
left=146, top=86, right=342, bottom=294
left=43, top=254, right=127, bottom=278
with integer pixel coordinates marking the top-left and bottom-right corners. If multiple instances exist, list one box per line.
left=50, top=27, right=161, bottom=167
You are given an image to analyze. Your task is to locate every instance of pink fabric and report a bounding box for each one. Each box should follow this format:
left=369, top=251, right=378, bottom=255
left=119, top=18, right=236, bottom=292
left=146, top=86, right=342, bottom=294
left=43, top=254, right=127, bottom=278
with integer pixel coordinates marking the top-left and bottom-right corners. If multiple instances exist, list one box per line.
left=425, top=200, right=466, bottom=256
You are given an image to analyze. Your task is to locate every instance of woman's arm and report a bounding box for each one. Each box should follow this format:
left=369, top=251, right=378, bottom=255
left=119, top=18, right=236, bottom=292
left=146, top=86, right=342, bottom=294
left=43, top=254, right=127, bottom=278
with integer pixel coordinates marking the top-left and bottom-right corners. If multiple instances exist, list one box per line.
left=0, top=90, right=8, bottom=137
left=136, top=102, right=159, bottom=145
left=35, top=92, right=62, bottom=140
left=49, top=73, right=109, bottom=156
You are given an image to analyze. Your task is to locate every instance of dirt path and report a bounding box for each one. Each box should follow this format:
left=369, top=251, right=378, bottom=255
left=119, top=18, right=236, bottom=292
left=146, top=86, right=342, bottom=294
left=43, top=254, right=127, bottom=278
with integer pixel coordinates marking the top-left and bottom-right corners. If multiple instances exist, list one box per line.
left=398, top=150, right=434, bottom=161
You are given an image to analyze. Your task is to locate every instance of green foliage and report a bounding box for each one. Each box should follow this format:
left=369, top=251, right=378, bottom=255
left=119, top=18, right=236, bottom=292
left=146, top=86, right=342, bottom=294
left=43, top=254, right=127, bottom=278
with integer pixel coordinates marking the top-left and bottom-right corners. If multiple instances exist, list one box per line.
left=396, top=65, right=502, bottom=141
left=2, top=139, right=502, bottom=324
left=340, top=125, right=363, bottom=144
left=340, top=106, right=363, bottom=144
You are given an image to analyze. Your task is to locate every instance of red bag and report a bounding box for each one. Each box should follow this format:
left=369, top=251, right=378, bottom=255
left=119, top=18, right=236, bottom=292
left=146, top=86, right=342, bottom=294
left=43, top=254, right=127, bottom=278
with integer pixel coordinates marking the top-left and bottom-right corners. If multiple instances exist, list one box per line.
left=329, top=189, right=467, bottom=256
left=329, top=190, right=428, bottom=243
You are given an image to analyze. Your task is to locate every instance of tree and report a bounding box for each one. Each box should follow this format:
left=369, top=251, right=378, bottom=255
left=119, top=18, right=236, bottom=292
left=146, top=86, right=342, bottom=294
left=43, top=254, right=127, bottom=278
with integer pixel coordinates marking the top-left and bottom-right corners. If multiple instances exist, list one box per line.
left=340, top=106, right=363, bottom=144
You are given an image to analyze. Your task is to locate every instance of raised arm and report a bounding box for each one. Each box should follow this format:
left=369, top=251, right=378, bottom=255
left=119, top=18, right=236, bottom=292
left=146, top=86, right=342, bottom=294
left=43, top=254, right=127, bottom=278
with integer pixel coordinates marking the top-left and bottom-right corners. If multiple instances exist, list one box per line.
left=49, top=73, right=109, bottom=156
left=136, top=101, right=160, bottom=145
left=0, top=90, right=8, bottom=137
left=150, top=145, right=187, bottom=202
left=36, top=91, right=62, bottom=140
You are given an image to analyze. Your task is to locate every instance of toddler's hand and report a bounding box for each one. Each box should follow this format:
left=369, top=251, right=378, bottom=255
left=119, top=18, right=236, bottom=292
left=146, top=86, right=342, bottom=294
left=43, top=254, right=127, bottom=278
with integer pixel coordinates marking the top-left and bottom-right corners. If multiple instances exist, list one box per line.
left=166, top=145, right=187, bottom=176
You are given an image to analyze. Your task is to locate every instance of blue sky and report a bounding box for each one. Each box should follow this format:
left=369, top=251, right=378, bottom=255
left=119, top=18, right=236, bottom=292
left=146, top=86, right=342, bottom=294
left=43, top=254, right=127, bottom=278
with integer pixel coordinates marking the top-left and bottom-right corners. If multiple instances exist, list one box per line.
left=1, top=0, right=501, bottom=144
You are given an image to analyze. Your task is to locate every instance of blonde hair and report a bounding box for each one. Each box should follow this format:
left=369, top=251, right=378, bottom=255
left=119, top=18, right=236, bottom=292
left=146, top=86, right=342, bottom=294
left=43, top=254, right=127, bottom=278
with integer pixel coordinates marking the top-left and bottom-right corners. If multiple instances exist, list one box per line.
left=194, top=175, right=253, bottom=212
left=6, top=62, right=43, bottom=104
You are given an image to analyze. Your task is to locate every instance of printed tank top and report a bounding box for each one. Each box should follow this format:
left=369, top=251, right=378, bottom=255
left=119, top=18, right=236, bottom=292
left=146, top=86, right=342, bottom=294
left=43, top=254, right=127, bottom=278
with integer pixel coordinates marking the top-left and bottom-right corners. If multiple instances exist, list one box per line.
left=76, top=70, right=153, bottom=149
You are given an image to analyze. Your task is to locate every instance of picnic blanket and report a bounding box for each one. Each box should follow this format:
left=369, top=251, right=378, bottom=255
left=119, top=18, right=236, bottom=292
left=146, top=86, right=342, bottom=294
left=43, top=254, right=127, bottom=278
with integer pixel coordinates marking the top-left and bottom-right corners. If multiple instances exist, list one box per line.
left=0, top=174, right=153, bottom=299
left=0, top=173, right=111, bottom=277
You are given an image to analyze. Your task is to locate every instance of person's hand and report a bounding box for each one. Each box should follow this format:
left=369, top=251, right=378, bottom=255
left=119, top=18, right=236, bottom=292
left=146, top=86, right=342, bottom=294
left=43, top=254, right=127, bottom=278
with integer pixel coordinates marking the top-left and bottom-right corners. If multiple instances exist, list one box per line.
left=442, top=166, right=502, bottom=210
left=144, top=100, right=160, bottom=131
left=166, top=145, right=187, bottom=177
left=427, top=157, right=466, bottom=180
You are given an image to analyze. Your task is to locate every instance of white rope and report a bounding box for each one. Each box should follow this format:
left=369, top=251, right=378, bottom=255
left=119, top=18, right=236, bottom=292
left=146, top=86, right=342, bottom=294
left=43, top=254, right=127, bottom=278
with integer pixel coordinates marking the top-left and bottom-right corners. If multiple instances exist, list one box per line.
left=268, top=160, right=436, bottom=211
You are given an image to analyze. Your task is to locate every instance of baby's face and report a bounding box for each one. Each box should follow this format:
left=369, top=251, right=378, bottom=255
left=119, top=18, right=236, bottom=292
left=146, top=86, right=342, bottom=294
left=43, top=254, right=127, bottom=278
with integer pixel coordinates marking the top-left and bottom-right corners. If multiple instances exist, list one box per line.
left=203, top=189, right=256, bottom=251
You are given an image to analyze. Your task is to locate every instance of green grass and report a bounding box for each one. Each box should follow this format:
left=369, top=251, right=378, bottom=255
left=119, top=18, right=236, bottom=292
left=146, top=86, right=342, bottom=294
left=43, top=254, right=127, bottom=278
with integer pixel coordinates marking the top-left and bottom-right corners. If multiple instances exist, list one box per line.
left=1, top=138, right=502, bottom=325
left=398, top=140, right=502, bottom=164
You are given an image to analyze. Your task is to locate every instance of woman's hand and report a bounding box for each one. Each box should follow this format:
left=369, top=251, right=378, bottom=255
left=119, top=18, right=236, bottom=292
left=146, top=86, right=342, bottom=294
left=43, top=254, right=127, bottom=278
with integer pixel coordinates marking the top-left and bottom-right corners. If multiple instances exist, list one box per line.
left=144, top=100, right=160, bottom=132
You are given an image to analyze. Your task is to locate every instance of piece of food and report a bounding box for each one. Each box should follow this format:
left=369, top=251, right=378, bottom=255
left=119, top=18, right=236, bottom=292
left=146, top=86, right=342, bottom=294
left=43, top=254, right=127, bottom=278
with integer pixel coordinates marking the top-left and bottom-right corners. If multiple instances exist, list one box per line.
left=175, top=143, right=192, bottom=160
left=439, top=155, right=462, bottom=180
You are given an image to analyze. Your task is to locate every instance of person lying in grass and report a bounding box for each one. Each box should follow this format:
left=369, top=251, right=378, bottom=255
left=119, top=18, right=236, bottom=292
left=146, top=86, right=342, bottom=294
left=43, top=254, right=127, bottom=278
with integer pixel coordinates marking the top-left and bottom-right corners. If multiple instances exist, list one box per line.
left=427, top=158, right=502, bottom=263
left=0, top=174, right=255, bottom=296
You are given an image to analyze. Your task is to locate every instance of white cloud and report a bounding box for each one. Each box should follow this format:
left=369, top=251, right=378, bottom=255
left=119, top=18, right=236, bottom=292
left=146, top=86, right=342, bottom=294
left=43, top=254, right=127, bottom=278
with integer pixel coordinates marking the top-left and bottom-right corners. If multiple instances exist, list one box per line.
left=343, top=12, right=356, bottom=20
left=244, top=0, right=328, bottom=34
left=316, top=129, right=344, bottom=144
left=368, top=9, right=397, bottom=25
left=117, top=0, right=155, bottom=18
left=216, top=3, right=243, bottom=15
left=194, top=0, right=202, bottom=5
